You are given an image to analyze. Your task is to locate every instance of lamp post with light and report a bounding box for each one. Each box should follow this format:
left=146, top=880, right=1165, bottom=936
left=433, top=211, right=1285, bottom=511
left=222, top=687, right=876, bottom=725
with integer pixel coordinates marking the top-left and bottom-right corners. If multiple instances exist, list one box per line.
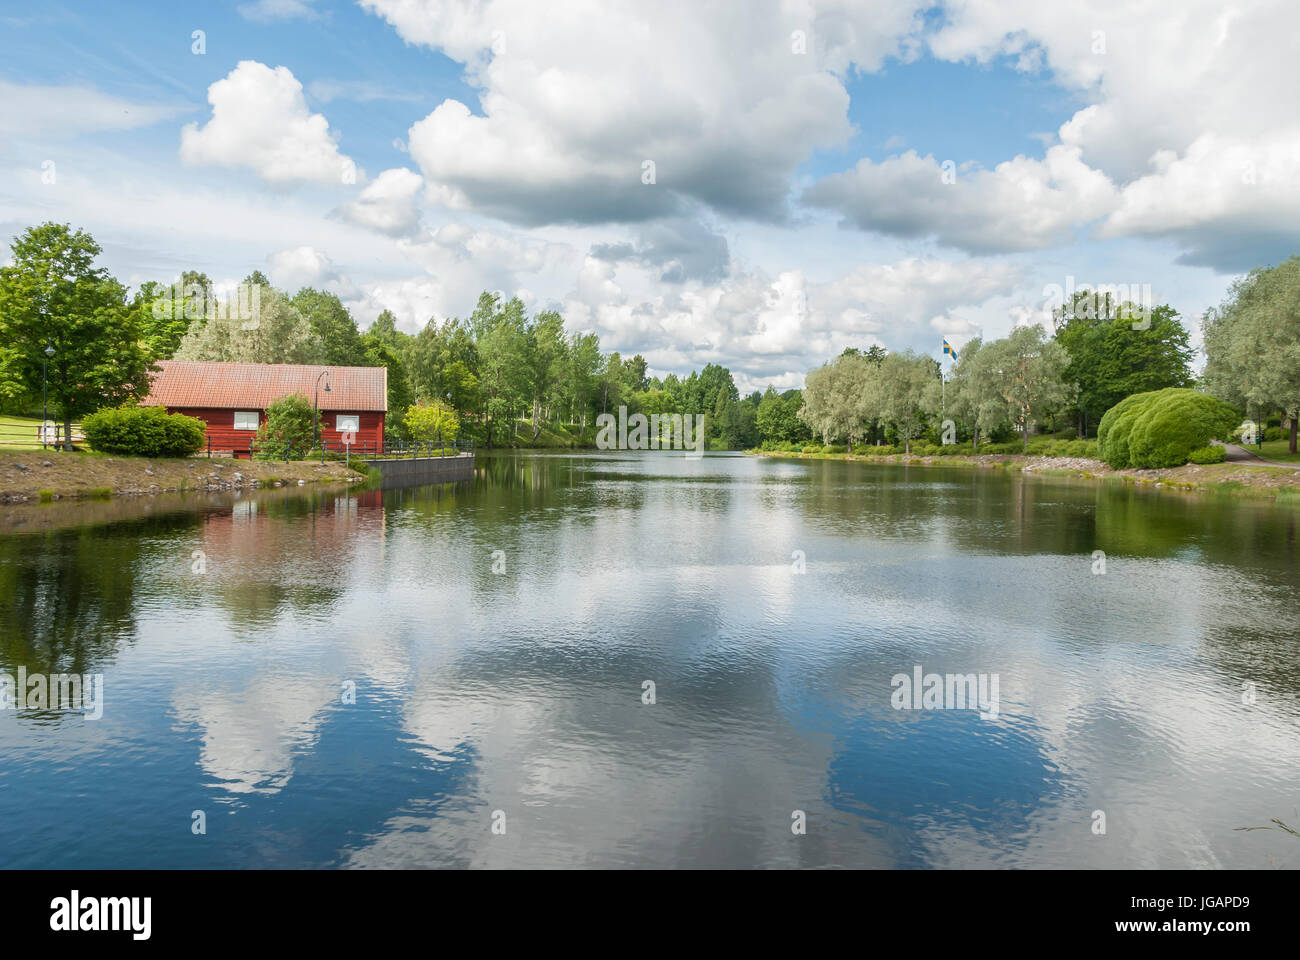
left=314, top=371, right=332, bottom=447
left=42, top=341, right=55, bottom=450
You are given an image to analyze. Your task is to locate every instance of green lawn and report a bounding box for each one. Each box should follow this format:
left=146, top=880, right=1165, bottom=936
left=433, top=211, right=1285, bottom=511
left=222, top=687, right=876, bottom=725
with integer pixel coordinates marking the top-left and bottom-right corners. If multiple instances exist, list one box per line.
left=1257, top=439, right=1300, bottom=463
left=0, top=413, right=84, bottom=450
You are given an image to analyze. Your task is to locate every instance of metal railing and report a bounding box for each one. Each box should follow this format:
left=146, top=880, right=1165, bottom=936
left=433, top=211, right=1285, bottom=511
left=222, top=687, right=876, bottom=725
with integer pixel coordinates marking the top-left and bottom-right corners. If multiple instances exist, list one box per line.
left=329, top=437, right=475, bottom=463
left=231, top=437, right=475, bottom=465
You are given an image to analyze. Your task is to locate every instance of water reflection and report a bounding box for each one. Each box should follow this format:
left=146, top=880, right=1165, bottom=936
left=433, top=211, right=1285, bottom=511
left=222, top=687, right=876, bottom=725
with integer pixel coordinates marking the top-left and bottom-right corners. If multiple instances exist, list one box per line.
left=0, top=452, right=1297, bottom=868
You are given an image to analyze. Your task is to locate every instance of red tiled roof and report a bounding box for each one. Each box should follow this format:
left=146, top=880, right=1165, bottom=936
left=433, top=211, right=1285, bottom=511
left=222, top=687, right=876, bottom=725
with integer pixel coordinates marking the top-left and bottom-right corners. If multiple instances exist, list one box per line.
left=142, top=361, right=387, bottom=412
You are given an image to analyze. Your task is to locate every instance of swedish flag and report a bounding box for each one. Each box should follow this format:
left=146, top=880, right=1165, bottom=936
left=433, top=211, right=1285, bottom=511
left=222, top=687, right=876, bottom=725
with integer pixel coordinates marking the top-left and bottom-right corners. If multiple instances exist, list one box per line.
left=943, top=338, right=957, bottom=360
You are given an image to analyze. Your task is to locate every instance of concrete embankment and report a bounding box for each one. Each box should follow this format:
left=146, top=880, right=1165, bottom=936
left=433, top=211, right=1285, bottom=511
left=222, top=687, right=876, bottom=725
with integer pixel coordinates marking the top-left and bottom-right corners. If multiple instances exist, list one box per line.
left=359, top=453, right=475, bottom=484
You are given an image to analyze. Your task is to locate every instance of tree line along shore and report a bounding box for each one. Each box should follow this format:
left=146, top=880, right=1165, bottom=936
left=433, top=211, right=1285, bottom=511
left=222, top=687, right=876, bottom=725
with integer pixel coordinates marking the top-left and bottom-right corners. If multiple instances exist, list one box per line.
left=0, top=220, right=1296, bottom=485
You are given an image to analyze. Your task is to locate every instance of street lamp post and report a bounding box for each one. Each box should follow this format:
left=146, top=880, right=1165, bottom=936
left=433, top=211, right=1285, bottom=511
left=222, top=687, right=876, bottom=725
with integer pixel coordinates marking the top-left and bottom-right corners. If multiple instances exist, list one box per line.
left=314, top=371, right=331, bottom=447
left=441, top=390, right=451, bottom=455
left=42, top=341, right=54, bottom=451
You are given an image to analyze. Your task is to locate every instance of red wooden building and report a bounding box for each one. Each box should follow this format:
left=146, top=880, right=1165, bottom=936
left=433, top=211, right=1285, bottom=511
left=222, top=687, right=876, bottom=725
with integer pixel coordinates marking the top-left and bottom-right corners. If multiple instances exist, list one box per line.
left=142, top=360, right=387, bottom=457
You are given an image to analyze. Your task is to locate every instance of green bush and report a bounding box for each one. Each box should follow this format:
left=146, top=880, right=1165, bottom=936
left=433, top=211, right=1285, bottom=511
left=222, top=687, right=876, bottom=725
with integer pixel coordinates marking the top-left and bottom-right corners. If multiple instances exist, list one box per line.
left=1264, top=426, right=1285, bottom=441
left=255, top=393, right=314, bottom=461
left=1025, top=437, right=1053, bottom=455
left=1187, top=445, right=1227, bottom=464
left=801, top=444, right=820, bottom=454
left=1098, top=388, right=1239, bottom=469
left=1098, top=392, right=1160, bottom=469
left=83, top=405, right=206, bottom=458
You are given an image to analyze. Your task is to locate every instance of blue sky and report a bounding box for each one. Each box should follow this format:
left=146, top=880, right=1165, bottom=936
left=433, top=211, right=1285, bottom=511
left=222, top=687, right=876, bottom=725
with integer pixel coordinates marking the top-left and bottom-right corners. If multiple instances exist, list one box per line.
left=2, top=0, right=1297, bottom=391
left=814, top=59, right=1080, bottom=176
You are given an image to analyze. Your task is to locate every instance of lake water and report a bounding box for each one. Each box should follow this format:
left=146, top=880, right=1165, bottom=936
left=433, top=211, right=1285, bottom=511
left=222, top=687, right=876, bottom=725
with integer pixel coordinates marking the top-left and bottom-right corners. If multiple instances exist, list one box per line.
left=1, top=451, right=1298, bottom=869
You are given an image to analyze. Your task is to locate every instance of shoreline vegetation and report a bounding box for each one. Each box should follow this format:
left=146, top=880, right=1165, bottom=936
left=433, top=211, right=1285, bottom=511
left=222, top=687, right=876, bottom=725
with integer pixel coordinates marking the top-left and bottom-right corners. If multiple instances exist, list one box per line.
left=0, top=449, right=364, bottom=504
left=751, top=447, right=1300, bottom=500
left=9, top=438, right=1299, bottom=507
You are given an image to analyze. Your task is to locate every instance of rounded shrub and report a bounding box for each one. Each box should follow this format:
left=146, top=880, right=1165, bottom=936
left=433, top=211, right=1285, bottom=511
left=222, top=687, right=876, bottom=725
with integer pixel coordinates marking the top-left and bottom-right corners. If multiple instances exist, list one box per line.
left=83, top=405, right=206, bottom=458
left=1126, top=391, right=1239, bottom=468
left=1187, top=445, right=1227, bottom=464
left=1097, top=392, right=1154, bottom=469
left=1099, top=388, right=1239, bottom=469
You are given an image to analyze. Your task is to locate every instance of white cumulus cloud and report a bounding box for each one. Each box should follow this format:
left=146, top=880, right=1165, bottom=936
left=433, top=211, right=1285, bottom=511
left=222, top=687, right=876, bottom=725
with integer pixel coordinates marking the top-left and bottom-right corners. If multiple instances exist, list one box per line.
left=180, top=61, right=357, bottom=185
left=338, top=167, right=424, bottom=236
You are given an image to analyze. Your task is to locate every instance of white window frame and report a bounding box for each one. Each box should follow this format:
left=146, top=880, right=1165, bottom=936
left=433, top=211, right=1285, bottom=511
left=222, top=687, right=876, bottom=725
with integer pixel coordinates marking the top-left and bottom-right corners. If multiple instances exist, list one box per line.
left=234, top=411, right=260, bottom=431
left=336, top=414, right=360, bottom=434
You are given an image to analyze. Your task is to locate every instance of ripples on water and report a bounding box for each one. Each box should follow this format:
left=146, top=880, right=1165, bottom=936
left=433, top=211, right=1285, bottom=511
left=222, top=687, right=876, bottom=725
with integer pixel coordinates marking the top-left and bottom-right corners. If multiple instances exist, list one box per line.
left=0, top=451, right=1297, bottom=869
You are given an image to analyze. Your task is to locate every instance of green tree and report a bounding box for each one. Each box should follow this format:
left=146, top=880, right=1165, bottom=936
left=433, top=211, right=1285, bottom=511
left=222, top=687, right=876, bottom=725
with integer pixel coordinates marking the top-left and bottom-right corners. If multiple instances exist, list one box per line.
left=473, top=294, right=532, bottom=446
left=562, top=331, right=601, bottom=428
left=624, top=354, right=649, bottom=392
left=292, top=288, right=364, bottom=365
left=757, top=386, right=801, bottom=443
left=875, top=351, right=933, bottom=454
left=406, top=316, right=480, bottom=416
left=1056, top=296, right=1195, bottom=435
left=982, top=326, right=1072, bottom=449
left=0, top=223, right=153, bottom=445
left=135, top=272, right=230, bottom=361
left=133, top=281, right=183, bottom=360
left=254, top=393, right=314, bottom=460
left=1203, top=256, right=1300, bottom=453
left=405, top=400, right=459, bottom=448
left=359, top=332, right=413, bottom=436
left=369, top=309, right=401, bottom=344
left=599, top=352, right=624, bottom=415
left=174, top=285, right=326, bottom=364
left=526, top=309, right=567, bottom=438
left=799, top=352, right=876, bottom=449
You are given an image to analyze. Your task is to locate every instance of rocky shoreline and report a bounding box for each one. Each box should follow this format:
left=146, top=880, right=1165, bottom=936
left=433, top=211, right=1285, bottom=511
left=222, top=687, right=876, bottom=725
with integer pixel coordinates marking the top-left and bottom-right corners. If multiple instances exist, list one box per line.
left=752, top=449, right=1300, bottom=498
left=0, top=451, right=364, bottom=504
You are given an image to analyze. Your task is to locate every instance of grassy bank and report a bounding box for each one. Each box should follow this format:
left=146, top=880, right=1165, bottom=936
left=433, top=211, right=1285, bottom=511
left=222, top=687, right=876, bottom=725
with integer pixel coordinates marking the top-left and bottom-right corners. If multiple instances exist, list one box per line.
left=751, top=448, right=1300, bottom=500
left=506, top=419, right=597, bottom=448
left=0, top=449, right=364, bottom=504
left=1255, top=439, right=1300, bottom=464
